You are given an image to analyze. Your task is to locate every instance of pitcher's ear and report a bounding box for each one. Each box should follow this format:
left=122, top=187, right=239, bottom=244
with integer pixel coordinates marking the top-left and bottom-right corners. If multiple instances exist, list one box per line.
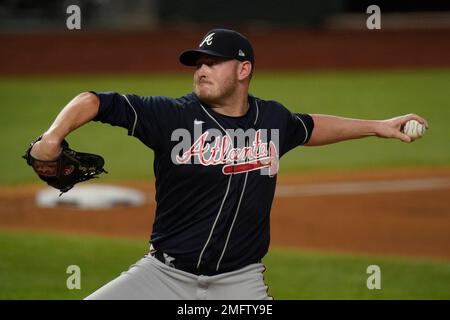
left=238, top=61, right=252, bottom=81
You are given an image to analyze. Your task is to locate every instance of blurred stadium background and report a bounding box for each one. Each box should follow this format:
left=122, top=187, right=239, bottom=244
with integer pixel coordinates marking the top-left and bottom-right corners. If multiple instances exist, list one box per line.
left=1, top=0, right=450, bottom=299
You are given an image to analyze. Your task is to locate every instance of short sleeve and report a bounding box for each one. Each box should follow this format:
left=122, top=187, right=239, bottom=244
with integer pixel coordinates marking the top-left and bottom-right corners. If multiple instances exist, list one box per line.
left=282, top=111, right=315, bottom=155
left=91, top=91, right=180, bottom=151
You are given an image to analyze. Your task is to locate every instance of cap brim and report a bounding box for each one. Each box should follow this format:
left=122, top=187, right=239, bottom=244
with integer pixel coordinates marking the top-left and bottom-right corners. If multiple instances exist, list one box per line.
left=179, top=49, right=234, bottom=66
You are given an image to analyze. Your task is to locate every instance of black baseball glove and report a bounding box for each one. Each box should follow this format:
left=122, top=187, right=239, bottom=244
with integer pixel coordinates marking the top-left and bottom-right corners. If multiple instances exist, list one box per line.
left=22, top=136, right=107, bottom=195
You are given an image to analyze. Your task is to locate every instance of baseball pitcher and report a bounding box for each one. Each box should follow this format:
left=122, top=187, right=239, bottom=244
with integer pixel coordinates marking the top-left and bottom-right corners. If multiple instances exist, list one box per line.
left=24, top=29, right=428, bottom=300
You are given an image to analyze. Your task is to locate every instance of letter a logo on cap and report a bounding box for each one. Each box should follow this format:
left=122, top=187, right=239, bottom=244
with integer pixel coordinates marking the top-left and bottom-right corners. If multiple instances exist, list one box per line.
left=199, top=33, right=215, bottom=47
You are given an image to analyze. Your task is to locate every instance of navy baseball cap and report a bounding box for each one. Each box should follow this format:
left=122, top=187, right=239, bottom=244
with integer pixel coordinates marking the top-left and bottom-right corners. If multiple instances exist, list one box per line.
left=179, top=29, right=254, bottom=66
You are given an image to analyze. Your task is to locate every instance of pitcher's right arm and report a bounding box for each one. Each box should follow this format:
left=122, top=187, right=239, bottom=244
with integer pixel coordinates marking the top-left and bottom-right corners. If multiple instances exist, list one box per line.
left=30, top=92, right=100, bottom=160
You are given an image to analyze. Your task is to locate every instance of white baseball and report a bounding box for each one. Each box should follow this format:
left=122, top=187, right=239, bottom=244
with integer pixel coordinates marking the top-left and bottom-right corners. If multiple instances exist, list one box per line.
left=403, top=119, right=426, bottom=140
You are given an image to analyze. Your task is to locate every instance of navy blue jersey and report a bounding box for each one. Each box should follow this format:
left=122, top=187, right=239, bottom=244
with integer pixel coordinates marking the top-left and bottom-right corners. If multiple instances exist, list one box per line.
left=92, top=91, right=314, bottom=275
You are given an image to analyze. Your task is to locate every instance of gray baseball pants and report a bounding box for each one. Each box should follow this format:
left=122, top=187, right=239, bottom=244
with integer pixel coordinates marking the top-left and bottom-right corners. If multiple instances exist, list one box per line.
left=84, top=254, right=272, bottom=300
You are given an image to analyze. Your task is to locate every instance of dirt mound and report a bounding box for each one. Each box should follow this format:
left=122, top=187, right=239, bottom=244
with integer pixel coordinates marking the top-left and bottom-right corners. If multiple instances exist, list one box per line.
left=1, top=167, right=449, bottom=260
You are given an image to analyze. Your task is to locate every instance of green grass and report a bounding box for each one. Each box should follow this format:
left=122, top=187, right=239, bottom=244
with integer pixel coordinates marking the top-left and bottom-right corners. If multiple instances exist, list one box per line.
left=0, top=230, right=449, bottom=299
left=1, top=69, right=449, bottom=184
left=0, top=229, right=149, bottom=299
left=265, top=247, right=450, bottom=299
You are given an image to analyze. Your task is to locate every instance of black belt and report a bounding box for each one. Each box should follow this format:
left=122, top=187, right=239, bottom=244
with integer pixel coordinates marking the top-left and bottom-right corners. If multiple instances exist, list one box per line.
left=148, top=249, right=227, bottom=276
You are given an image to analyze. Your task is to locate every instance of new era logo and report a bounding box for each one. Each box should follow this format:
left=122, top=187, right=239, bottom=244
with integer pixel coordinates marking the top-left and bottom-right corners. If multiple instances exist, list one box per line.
left=238, top=49, right=245, bottom=57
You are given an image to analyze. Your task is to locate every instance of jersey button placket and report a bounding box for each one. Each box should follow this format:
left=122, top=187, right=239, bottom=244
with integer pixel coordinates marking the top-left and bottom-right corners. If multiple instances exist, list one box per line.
left=196, top=275, right=209, bottom=300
